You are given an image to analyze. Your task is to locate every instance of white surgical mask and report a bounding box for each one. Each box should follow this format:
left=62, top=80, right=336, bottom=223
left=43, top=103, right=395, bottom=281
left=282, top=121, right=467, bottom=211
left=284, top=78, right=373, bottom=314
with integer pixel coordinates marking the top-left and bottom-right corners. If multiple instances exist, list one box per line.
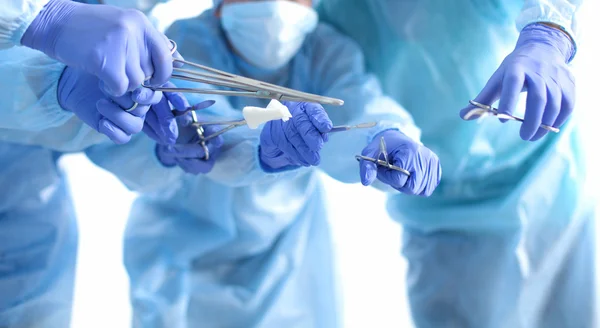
left=220, top=1, right=318, bottom=70
left=99, top=0, right=165, bottom=13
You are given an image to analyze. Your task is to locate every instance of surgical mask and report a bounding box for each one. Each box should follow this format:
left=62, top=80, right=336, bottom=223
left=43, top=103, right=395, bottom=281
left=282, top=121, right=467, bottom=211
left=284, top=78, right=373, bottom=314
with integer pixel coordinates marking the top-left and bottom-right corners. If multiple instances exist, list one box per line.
left=221, top=1, right=318, bottom=70
left=99, top=0, right=165, bottom=13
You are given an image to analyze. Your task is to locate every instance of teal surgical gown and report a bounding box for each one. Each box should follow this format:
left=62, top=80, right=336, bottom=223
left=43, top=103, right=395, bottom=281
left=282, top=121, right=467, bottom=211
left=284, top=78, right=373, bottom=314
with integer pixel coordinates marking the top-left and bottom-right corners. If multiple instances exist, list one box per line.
left=84, top=9, right=422, bottom=328
left=318, top=1, right=595, bottom=327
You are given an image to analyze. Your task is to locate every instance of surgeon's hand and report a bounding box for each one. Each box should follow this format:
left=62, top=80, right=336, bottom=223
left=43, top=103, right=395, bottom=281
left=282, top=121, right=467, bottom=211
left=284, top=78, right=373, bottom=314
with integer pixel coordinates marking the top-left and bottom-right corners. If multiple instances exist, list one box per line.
left=460, top=23, right=575, bottom=141
left=58, top=67, right=163, bottom=144
left=359, top=130, right=441, bottom=196
left=22, top=0, right=182, bottom=97
left=259, top=101, right=333, bottom=171
left=155, top=94, right=223, bottom=175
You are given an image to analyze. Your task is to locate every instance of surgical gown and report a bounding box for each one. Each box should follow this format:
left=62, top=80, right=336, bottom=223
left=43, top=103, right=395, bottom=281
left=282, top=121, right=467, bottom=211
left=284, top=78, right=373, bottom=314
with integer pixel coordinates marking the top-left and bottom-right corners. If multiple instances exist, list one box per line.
left=0, top=1, right=171, bottom=326
left=318, top=1, right=595, bottom=327
left=84, top=9, right=422, bottom=328
left=0, top=2, right=84, bottom=325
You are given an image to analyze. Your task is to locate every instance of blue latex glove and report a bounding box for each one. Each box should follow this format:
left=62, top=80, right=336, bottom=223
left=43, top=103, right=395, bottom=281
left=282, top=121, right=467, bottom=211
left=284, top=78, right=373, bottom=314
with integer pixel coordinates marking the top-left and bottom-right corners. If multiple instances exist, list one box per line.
left=141, top=82, right=187, bottom=145
left=460, top=23, right=575, bottom=141
left=360, top=130, right=441, bottom=196
left=58, top=67, right=163, bottom=144
left=259, top=101, right=333, bottom=171
left=21, top=0, right=181, bottom=97
left=155, top=94, right=223, bottom=175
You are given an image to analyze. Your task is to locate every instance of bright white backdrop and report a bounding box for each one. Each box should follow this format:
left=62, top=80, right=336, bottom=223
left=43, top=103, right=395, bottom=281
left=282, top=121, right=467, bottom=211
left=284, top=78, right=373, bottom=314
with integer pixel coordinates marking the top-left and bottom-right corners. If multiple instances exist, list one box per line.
left=65, top=1, right=599, bottom=327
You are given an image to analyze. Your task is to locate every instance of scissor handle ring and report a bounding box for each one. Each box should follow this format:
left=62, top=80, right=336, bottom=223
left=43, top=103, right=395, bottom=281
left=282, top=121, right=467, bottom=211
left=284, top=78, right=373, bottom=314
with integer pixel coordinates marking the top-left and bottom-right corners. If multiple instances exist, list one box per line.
left=168, top=39, right=178, bottom=56
left=199, top=141, right=210, bottom=161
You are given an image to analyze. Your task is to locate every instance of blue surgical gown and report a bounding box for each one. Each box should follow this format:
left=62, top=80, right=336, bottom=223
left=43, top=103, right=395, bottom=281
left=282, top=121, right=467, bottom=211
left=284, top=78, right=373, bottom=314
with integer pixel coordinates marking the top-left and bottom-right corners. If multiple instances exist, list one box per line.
left=0, top=0, right=49, bottom=50
left=0, top=4, right=86, bottom=326
left=84, top=10, right=422, bottom=328
left=319, top=1, right=595, bottom=327
left=0, top=1, right=170, bottom=327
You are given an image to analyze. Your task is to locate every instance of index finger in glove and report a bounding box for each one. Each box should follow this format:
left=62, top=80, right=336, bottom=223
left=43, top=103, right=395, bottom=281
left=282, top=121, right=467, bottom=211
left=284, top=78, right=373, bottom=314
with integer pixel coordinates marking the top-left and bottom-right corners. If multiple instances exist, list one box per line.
left=292, top=110, right=326, bottom=152
left=459, top=69, right=503, bottom=120
left=359, top=144, right=379, bottom=186
left=97, top=98, right=144, bottom=135
left=283, top=120, right=319, bottom=166
left=303, top=102, right=333, bottom=134
left=175, top=144, right=222, bottom=175
left=146, top=96, right=178, bottom=144
left=377, top=166, right=409, bottom=191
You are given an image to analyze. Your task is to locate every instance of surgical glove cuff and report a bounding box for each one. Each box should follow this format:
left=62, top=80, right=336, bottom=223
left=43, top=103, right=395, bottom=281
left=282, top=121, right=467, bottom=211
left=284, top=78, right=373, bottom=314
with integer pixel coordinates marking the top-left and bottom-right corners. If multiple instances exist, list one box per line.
left=518, top=23, right=575, bottom=63
left=258, top=146, right=300, bottom=173
left=21, top=0, right=77, bottom=57
left=56, top=66, right=74, bottom=112
left=155, top=144, right=177, bottom=168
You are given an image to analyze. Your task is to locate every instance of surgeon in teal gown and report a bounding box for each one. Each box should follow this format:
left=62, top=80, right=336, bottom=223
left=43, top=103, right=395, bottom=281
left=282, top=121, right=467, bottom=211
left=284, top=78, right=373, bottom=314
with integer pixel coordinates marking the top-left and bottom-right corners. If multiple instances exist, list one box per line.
left=83, top=0, right=442, bottom=327
left=318, top=1, right=595, bottom=327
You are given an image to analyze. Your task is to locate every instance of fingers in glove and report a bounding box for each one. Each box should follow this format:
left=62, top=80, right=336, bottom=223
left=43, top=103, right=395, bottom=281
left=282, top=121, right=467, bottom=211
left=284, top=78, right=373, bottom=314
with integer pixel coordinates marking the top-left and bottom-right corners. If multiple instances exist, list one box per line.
left=148, top=31, right=175, bottom=86
left=497, top=67, right=526, bottom=123
left=293, top=110, right=325, bottom=152
left=520, top=74, right=546, bottom=140
left=303, top=102, right=333, bottom=133
left=175, top=143, right=221, bottom=175
left=125, top=51, right=146, bottom=92
left=143, top=122, right=161, bottom=143
left=146, top=96, right=178, bottom=144
left=359, top=144, right=379, bottom=186
left=96, top=42, right=128, bottom=97
left=460, top=68, right=503, bottom=120
left=98, top=118, right=131, bottom=144
left=283, top=120, right=319, bottom=165
left=377, top=166, right=409, bottom=191
left=97, top=99, right=144, bottom=135
left=553, top=71, right=575, bottom=129
left=531, top=78, right=561, bottom=141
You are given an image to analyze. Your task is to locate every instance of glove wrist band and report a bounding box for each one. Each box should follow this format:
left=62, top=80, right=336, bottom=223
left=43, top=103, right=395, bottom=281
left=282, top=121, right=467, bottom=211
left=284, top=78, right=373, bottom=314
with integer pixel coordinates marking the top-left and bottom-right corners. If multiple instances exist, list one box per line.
left=519, top=23, right=575, bottom=63
left=538, top=22, right=575, bottom=47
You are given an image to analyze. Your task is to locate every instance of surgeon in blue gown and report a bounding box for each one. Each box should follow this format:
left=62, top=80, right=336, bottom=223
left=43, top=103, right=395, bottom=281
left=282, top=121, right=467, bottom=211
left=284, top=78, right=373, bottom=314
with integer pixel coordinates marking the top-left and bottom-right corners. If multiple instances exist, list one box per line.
left=318, top=1, right=595, bottom=327
left=84, top=0, right=441, bottom=327
left=0, top=1, right=180, bottom=326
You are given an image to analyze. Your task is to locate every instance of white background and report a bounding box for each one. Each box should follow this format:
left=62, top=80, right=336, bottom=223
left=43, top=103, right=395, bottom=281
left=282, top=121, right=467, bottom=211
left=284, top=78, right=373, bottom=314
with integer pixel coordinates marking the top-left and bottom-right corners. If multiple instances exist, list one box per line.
left=65, top=1, right=599, bottom=327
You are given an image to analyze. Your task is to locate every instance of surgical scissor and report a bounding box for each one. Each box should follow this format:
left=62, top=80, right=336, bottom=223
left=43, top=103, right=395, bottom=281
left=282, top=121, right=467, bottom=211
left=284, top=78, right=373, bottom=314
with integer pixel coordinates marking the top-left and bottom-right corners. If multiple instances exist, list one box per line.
left=464, top=100, right=560, bottom=133
left=355, top=137, right=411, bottom=177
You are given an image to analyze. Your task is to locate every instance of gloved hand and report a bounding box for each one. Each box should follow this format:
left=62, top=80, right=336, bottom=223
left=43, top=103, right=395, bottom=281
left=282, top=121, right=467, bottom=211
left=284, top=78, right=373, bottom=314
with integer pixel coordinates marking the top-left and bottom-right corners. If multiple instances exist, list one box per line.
left=155, top=93, right=223, bottom=175
left=142, top=82, right=186, bottom=145
left=22, top=0, right=181, bottom=97
left=360, top=130, right=441, bottom=196
left=58, top=66, right=163, bottom=144
left=259, top=101, right=333, bottom=171
left=460, top=23, right=575, bottom=141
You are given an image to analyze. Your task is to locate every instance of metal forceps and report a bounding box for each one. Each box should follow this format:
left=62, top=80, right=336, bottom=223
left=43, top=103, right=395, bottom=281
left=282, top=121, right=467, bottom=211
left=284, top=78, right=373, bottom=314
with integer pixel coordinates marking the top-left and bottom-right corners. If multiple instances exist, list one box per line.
left=143, top=40, right=346, bottom=161
left=190, top=121, right=379, bottom=145
left=355, top=137, right=411, bottom=177
left=465, top=100, right=560, bottom=133
left=144, top=40, right=345, bottom=106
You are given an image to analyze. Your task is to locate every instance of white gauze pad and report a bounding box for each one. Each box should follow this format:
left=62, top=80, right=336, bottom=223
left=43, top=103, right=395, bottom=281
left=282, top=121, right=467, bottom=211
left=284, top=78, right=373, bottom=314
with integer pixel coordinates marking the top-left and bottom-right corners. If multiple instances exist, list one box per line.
left=242, top=99, right=293, bottom=129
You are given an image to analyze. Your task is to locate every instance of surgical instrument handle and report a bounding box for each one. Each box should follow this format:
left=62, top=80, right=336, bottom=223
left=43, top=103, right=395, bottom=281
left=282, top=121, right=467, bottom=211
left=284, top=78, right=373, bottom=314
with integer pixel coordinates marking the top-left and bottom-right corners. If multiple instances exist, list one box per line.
left=469, top=100, right=559, bottom=133
left=330, top=122, right=377, bottom=133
